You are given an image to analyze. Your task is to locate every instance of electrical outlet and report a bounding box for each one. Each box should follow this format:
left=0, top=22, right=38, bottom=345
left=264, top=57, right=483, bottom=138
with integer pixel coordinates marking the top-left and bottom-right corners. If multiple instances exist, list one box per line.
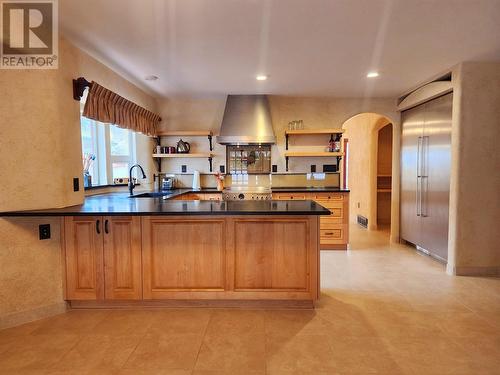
left=73, top=177, right=79, bottom=192
left=310, top=165, right=316, bottom=173
left=272, top=165, right=278, bottom=173
left=39, top=224, right=51, bottom=240
left=181, top=165, right=187, bottom=173
left=220, top=165, right=225, bottom=174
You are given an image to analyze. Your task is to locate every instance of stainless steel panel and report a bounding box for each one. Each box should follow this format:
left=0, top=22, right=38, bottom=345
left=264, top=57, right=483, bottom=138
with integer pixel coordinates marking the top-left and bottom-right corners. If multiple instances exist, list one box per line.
left=400, top=104, right=425, bottom=245
left=419, top=93, right=452, bottom=260
left=217, top=95, right=276, bottom=144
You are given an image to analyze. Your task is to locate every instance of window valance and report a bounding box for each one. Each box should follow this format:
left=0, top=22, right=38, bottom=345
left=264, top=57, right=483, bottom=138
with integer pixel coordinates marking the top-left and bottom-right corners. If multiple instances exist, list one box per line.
left=82, top=81, right=160, bottom=136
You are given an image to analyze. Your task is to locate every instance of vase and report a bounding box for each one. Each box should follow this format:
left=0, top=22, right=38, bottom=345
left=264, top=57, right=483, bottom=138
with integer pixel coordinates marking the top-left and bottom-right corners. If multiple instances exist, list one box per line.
left=217, top=179, right=224, bottom=191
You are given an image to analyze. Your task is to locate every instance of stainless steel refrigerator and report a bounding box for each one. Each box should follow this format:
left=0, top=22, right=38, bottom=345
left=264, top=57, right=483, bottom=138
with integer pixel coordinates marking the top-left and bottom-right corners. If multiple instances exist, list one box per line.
left=400, top=92, right=452, bottom=261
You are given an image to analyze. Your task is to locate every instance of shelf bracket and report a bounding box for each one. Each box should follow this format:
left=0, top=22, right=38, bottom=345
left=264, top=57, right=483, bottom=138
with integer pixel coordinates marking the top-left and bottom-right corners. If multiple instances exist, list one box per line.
left=285, top=156, right=289, bottom=172
left=156, top=158, right=161, bottom=173
left=285, top=133, right=289, bottom=150
left=208, top=156, right=213, bottom=172
left=208, top=134, right=213, bottom=151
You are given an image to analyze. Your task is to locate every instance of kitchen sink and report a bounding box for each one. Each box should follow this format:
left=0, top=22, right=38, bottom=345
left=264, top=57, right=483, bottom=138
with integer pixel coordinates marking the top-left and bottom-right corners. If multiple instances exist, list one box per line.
left=130, top=192, right=173, bottom=198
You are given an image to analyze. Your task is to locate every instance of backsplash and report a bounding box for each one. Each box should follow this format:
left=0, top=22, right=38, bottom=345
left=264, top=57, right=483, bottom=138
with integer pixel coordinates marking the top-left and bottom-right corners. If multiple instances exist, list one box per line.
left=164, top=173, right=340, bottom=189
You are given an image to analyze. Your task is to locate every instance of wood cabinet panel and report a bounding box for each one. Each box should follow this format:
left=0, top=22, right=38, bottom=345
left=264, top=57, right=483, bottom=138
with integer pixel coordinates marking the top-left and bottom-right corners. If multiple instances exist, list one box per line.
left=103, top=216, right=142, bottom=300
left=142, top=218, right=225, bottom=298
left=233, top=219, right=309, bottom=290
left=64, top=216, right=104, bottom=300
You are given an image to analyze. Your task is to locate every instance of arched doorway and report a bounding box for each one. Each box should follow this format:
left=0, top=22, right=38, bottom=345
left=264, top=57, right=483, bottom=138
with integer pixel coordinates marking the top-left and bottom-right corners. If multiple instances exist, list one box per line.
left=341, top=113, right=396, bottom=235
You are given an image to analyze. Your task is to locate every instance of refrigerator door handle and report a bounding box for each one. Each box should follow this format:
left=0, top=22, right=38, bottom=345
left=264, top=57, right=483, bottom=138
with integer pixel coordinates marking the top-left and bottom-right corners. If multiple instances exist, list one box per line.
left=421, top=176, right=428, bottom=217
left=416, top=137, right=422, bottom=216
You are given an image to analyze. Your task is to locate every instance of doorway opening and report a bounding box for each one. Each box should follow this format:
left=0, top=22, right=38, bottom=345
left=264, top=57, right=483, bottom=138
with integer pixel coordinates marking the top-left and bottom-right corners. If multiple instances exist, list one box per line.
left=341, top=112, right=395, bottom=237
left=376, top=123, right=393, bottom=232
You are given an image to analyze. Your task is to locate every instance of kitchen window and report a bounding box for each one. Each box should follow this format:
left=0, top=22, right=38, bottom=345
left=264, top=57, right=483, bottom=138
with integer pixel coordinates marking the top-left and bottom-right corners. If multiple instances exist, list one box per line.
left=80, top=116, right=137, bottom=187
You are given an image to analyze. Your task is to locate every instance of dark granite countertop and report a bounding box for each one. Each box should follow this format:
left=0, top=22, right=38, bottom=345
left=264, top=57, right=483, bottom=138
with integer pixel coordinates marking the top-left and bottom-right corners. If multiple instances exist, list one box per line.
left=1, top=192, right=330, bottom=217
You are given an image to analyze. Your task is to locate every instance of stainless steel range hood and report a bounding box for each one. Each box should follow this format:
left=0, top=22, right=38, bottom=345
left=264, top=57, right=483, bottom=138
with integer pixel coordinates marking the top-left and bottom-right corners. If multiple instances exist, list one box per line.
left=216, top=95, right=276, bottom=144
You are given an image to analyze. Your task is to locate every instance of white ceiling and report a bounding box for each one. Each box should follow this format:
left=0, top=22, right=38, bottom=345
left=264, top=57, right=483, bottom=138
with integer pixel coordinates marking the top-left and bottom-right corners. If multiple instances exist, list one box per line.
left=60, top=0, right=500, bottom=98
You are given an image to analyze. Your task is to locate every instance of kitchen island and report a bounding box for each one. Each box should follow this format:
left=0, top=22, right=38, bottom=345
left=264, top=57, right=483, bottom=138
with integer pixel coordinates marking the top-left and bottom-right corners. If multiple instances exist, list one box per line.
left=2, top=194, right=329, bottom=308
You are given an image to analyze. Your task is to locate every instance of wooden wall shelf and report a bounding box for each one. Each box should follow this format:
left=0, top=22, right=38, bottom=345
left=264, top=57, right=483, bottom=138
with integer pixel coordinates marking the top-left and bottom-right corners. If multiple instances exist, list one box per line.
left=377, top=189, right=392, bottom=193
left=156, top=130, right=213, bottom=137
left=152, top=153, right=213, bottom=158
left=285, top=129, right=344, bottom=135
left=284, top=152, right=344, bottom=158
left=153, top=131, right=214, bottom=173
left=285, top=128, right=344, bottom=151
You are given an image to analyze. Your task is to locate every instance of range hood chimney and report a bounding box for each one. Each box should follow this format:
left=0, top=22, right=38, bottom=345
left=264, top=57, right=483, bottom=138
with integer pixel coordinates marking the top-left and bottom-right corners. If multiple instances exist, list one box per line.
left=216, top=95, right=276, bottom=144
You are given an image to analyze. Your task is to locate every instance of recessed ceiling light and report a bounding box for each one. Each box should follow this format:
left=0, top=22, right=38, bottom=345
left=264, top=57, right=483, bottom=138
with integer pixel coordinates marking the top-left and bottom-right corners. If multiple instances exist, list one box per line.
left=256, top=75, right=268, bottom=81
left=367, top=72, right=379, bottom=78
left=145, top=75, right=158, bottom=81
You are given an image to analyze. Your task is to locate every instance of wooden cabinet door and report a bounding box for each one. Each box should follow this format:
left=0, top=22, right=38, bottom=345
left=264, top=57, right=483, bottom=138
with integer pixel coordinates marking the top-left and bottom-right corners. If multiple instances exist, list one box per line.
left=103, top=216, right=142, bottom=300
left=142, top=217, right=225, bottom=299
left=64, top=216, right=104, bottom=300
left=233, top=218, right=309, bottom=291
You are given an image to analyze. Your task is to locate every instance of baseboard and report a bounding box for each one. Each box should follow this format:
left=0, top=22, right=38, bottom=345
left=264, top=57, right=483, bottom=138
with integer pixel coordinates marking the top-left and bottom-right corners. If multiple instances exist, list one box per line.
left=69, top=299, right=314, bottom=310
left=0, top=302, right=68, bottom=330
left=447, top=265, right=500, bottom=276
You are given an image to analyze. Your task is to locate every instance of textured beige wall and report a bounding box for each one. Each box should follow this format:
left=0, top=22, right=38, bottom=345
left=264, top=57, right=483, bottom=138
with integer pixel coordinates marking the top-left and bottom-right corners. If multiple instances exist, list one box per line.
left=448, top=62, right=500, bottom=276
left=0, top=37, right=158, bottom=327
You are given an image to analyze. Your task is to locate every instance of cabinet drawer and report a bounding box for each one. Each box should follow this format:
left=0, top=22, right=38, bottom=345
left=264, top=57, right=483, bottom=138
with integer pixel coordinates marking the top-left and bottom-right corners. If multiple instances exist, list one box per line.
left=320, top=225, right=348, bottom=245
left=320, top=218, right=343, bottom=229
left=314, top=200, right=343, bottom=210
left=313, top=193, right=343, bottom=201
left=275, top=193, right=306, bottom=200
left=317, top=206, right=344, bottom=223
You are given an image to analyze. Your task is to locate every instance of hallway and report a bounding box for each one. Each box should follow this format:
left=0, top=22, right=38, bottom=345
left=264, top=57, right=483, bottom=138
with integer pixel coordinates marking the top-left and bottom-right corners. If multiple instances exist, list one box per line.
left=0, top=226, right=499, bottom=374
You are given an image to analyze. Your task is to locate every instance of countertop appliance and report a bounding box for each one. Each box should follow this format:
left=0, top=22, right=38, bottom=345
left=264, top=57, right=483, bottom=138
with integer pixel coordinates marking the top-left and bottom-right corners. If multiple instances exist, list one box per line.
left=400, top=92, right=452, bottom=261
left=161, top=175, right=176, bottom=190
left=222, top=186, right=272, bottom=201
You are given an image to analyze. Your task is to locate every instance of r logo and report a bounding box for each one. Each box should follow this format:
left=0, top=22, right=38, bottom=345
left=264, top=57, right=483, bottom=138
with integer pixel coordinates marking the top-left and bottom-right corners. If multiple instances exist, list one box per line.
left=2, top=2, right=52, bottom=54
left=1, top=0, right=58, bottom=68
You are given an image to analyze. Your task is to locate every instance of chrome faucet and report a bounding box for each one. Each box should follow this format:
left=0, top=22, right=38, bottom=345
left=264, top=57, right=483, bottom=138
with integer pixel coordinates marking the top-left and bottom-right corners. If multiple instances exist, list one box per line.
left=129, top=164, right=147, bottom=196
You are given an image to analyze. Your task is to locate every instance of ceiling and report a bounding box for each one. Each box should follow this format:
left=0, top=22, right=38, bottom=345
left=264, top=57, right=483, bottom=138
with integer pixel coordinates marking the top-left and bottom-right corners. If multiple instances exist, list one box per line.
left=60, top=0, right=500, bottom=98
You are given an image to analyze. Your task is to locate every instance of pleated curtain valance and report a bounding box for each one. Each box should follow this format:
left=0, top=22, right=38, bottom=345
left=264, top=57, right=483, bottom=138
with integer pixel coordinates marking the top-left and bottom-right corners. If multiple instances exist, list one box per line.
left=82, top=82, right=160, bottom=136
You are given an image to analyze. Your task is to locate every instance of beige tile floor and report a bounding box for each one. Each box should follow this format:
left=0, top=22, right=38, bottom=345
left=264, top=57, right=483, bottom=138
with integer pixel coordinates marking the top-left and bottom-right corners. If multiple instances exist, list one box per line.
left=1, top=225, right=499, bottom=375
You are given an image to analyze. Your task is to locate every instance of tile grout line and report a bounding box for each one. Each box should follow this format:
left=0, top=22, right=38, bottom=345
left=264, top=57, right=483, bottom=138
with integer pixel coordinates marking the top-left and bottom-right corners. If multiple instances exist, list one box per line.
left=118, top=313, right=157, bottom=371
left=191, top=308, right=213, bottom=373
